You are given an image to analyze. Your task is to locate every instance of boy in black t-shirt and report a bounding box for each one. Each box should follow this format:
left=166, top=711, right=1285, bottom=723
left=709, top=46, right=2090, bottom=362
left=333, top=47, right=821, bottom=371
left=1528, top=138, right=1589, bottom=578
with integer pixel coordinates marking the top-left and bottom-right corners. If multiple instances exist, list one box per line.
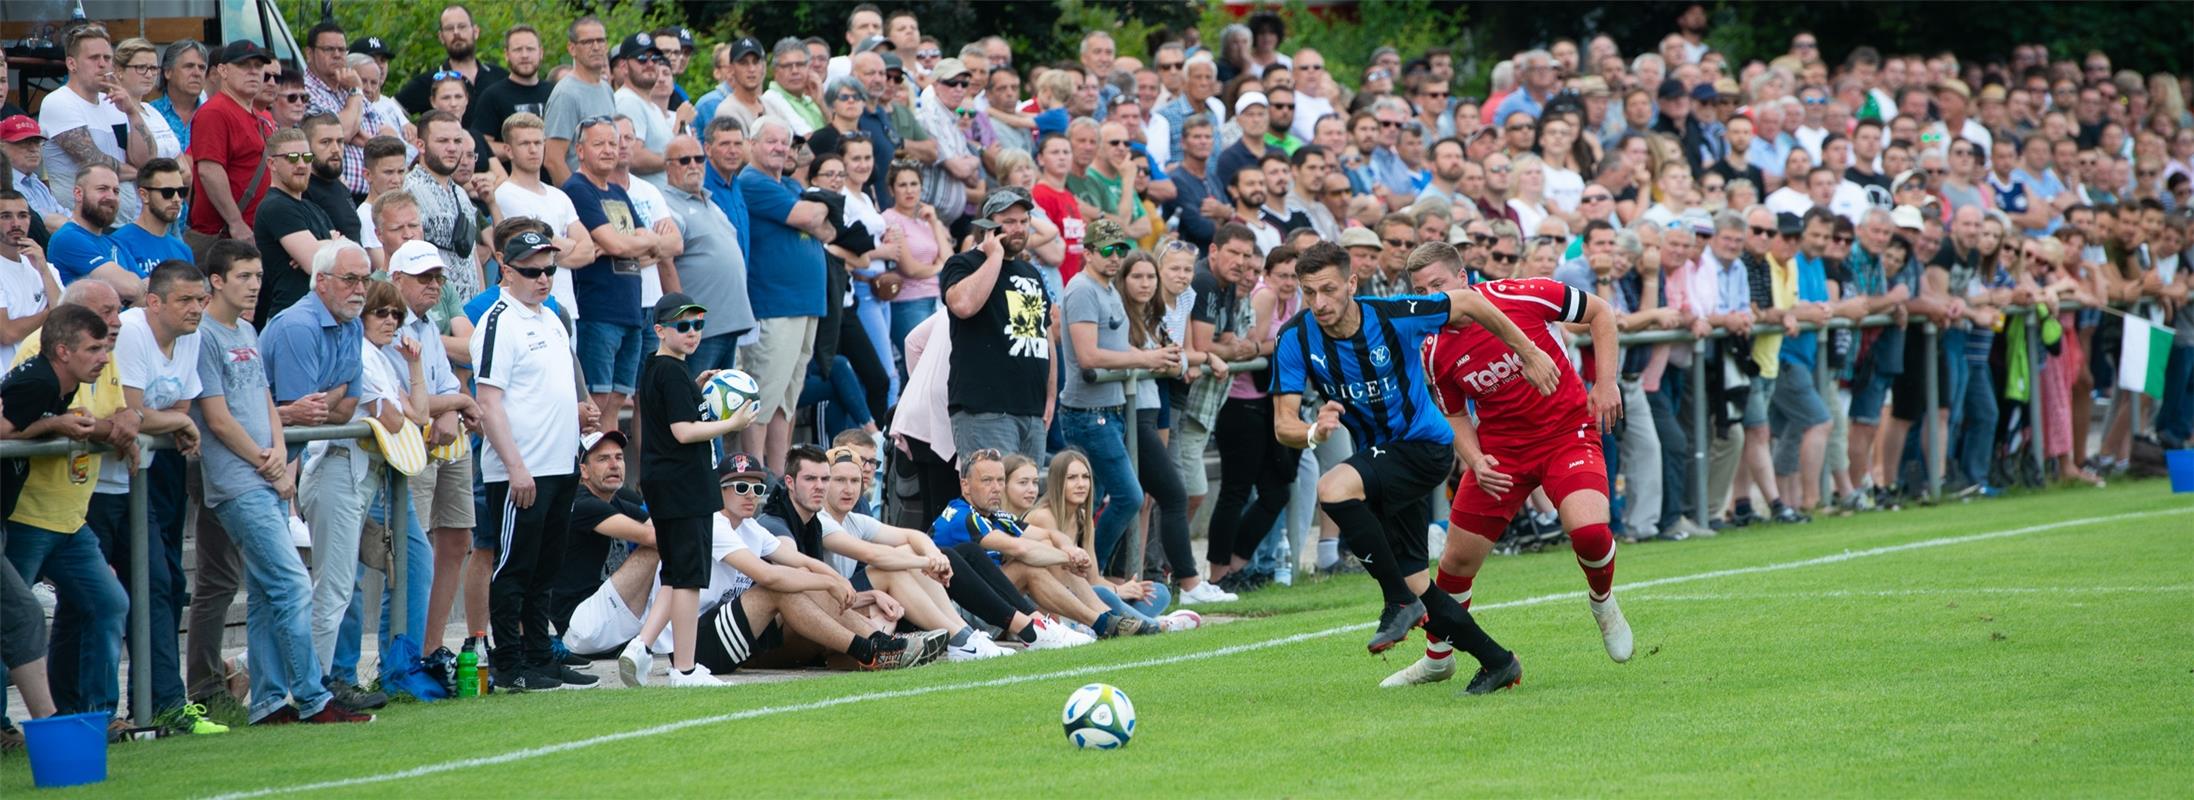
left=634, top=293, right=759, bottom=683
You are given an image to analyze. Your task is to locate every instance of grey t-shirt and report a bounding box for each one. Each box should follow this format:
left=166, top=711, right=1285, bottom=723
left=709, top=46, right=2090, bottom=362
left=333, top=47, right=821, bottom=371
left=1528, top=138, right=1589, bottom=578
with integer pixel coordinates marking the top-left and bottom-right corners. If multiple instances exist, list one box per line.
left=1059, top=272, right=1129, bottom=409
left=821, top=511, right=886, bottom=578
left=665, top=184, right=756, bottom=339
left=191, top=317, right=274, bottom=508
left=544, top=75, right=617, bottom=176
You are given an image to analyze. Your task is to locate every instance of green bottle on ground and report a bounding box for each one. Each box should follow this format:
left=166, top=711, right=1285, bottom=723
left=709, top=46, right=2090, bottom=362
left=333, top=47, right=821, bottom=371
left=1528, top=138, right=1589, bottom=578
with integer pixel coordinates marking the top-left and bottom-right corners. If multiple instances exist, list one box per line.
left=457, top=636, right=481, bottom=698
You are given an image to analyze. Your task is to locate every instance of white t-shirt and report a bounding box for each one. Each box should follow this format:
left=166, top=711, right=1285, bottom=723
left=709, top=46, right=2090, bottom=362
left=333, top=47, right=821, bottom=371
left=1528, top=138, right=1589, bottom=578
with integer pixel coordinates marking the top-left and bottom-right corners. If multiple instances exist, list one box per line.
left=495, top=180, right=586, bottom=315
left=470, top=295, right=580, bottom=480
left=614, top=87, right=675, bottom=181
left=0, top=254, right=59, bottom=368
left=621, top=176, right=674, bottom=307
left=1764, top=187, right=1815, bottom=219
left=819, top=510, right=887, bottom=578
left=139, top=105, right=182, bottom=160
left=710, top=512, right=783, bottom=588
left=1543, top=165, right=1584, bottom=213
left=96, top=307, right=203, bottom=492
left=37, top=87, right=129, bottom=191
left=357, top=200, right=381, bottom=251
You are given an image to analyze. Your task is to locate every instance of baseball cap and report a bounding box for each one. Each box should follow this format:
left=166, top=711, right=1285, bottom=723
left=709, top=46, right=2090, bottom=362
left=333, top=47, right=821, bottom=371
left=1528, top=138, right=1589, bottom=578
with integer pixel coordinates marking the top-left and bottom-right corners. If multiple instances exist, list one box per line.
left=0, top=115, right=43, bottom=143
left=1714, top=77, right=1742, bottom=99
left=388, top=240, right=448, bottom=276
left=730, top=37, right=765, bottom=62
left=1680, top=209, right=1715, bottom=236
left=581, top=430, right=628, bottom=454
left=675, top=27, right=697, bottom=51
left=1690, top=82, right=1719, bottom=103
left=1234, top=91, right=1270, bottom=115
left=718, top=451, right=772, bottom=484
left=1085, top=219, right=1131, bottom=253
left=500, top=230, right=561, bottom=263
left=214, top=39, right=273, bottom=68
left=1893, top=170, right=1928, bottom=193
left=1890, top=205, right=1927, bottom=231
left=1339, top=227, right=1381, bottom=250
left=1658, top=78, right=1687, bottom=101
left=931, top=57, right=969, bottom=83
left=855, top=35, right=891, bottom=54
left=348, top=37, right=391, bottom=59
left=614, top=32, right=662, bottom=62
left=1775, top=211, right=1805, bottom=236
left=880, top=52, right=905, bottom=75
left=980, top=186, right=1034, bottom=219
left=652, top=291, right=707, bottom=324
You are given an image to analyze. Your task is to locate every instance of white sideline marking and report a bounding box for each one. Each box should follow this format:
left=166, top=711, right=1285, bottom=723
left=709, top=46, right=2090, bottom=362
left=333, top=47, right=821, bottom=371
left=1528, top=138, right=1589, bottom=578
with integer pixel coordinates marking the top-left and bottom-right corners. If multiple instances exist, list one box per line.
left=203, top=506, right=2190, bottom=800
left=1634, top=585, right=2194, bottom=602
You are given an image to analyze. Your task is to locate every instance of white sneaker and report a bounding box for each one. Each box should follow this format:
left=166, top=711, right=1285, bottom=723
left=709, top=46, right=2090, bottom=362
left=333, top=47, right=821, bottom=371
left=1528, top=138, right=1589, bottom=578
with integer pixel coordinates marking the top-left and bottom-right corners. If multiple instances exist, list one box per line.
left=617, top=637, right=653, bottom=687
left=1160, top=609, right=1203, bottom=632
left=1379, top=654, right=1458, bottom=688
left=946, top=630, right=1014, bottom=661
left=1591, top=596, right=1633, bottom=663
left=665, top=662, right=724, bottom=687
left=1178, top=581, right=1238, bottom=604
left=1025, top=616, right=1091, bottom=650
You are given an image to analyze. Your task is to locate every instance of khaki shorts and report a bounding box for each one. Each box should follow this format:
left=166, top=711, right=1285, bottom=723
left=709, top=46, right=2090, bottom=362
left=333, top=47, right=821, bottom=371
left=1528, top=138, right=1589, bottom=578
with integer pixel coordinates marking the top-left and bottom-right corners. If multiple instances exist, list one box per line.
left=1170, top=414, right=1214, bottom=497
left=405, top=454, right=476, bottom=530
left=740, top=316, right=819, bottom=419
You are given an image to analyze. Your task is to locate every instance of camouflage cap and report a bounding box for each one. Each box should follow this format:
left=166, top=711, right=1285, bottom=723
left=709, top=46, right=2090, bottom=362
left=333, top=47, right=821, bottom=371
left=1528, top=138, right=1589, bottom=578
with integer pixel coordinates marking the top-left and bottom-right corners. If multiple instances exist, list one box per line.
left=1085, top=218, right=1132, bottom=253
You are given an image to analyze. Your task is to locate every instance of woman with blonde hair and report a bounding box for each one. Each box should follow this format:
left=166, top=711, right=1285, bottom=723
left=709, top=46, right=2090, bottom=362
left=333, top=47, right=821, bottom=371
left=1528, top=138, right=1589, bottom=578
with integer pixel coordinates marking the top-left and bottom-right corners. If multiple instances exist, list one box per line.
left=1505, top=153, right=1553, bottom=236
left=1017, top=451, right=1201, bottom=630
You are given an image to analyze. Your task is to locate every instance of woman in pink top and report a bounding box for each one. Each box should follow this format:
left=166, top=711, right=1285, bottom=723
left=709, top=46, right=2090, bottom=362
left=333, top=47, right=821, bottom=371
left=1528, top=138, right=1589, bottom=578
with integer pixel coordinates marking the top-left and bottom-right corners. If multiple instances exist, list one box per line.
left=1205, top=246, right=1301, bottom=587
left=881, top=161, right=951, bottom=377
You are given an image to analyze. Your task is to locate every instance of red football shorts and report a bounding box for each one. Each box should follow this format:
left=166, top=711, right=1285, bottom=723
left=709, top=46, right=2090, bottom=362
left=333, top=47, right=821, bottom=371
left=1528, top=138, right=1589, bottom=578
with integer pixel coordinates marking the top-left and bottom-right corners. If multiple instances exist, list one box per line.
left=1448, top=429, right=1608, bottom=541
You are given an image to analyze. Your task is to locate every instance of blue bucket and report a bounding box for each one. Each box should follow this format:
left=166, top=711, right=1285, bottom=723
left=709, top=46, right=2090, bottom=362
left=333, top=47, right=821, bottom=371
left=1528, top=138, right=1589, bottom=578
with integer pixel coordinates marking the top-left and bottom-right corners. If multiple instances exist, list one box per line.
left=2168, top=449, right=2194, bottom=493
left=20, top=711, right=110, bottom=788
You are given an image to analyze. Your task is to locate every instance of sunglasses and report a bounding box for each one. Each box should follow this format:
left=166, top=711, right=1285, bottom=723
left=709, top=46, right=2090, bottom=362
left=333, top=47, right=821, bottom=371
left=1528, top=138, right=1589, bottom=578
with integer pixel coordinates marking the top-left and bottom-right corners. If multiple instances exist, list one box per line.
left=1750, top=225, right=1778, bottom=237
left=660, top=319, right=706, bottom=333
left=1105, top=138, right=1129, bottom=147
left=1383, top=237, right=1413, bottom=248
left=1581, top=193, right=1612, bottom=203
left=833, top=93, right=862, bottom=103
left=1270, top=102, right=1294, bottom=110
left=1834, top=234, right=1855, bottom=244
left=431, top=69, right=464, bottom=82
left=1377, top=120, right=1403, bottom=129
left=144, top=186, right=190, bottom=200
left=955, top=107, right=978, bottom=118
left=577, top=115, right=617, bottom=131
left=509, top=265, right=558, bottom=280
left=366, top=307, right=403, bottom=320
left=403, top=272, right=447, bottom=285
left=671, top=154, right=706, bottom=166
left=1507, top=123, right=1536, bottom=132
left=1486, top=165, right=1511, bottom=174
left=1158, top=62, right=1183, bottom=71
left=721, top=479, right=770, bottom=496
left=916, top=49, right=941, bottom=59
left=280, top=92, right=308, bottom=103
left=940, top=78, right=971, bottom=89
left=1096, top=242, right=1131, bottom=257
left=274, top=151, right=313, bottom=164
left=1488, top=252, right=1519, bottom=264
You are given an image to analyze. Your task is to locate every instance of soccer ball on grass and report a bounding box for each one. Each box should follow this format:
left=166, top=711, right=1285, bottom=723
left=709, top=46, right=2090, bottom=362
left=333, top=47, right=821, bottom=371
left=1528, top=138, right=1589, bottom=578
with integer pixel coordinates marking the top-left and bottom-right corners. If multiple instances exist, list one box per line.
left=1062, top=683, right=1136, bottom=749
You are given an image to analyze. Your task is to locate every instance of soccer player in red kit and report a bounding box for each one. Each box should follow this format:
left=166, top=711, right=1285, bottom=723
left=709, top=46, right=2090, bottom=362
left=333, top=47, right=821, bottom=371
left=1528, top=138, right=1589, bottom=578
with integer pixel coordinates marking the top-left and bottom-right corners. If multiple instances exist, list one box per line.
left=1382, top=241, right=1634, bottom=688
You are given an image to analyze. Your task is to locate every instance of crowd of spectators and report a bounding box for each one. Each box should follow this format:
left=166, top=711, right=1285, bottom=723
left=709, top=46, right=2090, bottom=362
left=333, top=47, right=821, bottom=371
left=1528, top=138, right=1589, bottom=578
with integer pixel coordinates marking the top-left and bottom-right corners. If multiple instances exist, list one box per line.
left=3, top=2, right=2192, bottom=743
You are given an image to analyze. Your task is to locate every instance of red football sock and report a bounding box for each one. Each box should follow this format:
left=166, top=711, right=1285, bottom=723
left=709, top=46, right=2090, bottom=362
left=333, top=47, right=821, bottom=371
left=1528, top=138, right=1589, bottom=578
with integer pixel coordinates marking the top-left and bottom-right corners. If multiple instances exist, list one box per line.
left=1570, top=523, right=1616, bottom=602
left=1434, top=569, right=1475, bottom=610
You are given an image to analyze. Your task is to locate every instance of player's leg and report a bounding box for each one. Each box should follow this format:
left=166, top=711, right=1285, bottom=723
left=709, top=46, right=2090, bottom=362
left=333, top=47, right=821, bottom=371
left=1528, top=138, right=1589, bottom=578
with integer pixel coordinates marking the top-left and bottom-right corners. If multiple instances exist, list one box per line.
left=1540, top=436, right=1630, bottom=662
left=1314, top=461, right=1416, bottom=606
left=1384, top=450, right=1520, bottom=688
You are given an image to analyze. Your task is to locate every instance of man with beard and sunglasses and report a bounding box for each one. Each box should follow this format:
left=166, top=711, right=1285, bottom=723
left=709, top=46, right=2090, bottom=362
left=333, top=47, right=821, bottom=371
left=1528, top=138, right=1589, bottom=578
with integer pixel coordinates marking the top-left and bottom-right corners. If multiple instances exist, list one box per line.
left=298, top=114, right=361, bottom=244
left=252, top=129, right=333, bottom=322
left=111, top=158, right=194, bottom=279
left=49, top=165, right=137, bottom=305
left=406, top=110, right=484, bottom=322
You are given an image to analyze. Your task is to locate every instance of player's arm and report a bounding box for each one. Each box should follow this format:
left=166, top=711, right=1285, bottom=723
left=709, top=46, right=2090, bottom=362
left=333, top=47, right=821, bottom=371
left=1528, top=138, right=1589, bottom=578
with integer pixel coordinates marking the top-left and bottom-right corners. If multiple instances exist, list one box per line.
left=1443, top=287, right=1560, bottom=396
left=1448, top=411, right=1516, bottom=496
left=1576, top=293, right=1625, bottom=431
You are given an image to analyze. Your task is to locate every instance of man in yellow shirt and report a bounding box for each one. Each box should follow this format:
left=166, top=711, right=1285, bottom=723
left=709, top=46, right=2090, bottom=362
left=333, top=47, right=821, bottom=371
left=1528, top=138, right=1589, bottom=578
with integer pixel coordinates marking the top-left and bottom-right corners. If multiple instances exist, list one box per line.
left=3, top=279, right=138, bottom=717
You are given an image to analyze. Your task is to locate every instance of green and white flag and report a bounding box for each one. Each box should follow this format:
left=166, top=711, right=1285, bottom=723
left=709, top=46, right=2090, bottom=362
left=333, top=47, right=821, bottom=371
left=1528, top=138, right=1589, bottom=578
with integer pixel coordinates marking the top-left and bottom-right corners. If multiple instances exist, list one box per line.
left=2117, top=315, right=2173, bottom=399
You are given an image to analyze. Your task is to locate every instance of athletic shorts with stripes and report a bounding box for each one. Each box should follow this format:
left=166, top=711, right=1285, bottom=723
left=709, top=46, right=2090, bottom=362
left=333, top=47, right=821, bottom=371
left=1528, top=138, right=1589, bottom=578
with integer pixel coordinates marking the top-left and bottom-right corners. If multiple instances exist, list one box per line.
left=1449, top=422, right=1609, bottom=541
left=694, top=592, right=784, bottom=674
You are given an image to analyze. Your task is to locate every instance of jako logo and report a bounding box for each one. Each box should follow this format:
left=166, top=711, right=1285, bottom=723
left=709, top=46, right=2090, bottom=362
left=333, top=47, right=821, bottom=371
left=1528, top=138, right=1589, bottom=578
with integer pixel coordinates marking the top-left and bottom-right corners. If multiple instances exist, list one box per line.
left=1459, top=351, right=1526, bottom=393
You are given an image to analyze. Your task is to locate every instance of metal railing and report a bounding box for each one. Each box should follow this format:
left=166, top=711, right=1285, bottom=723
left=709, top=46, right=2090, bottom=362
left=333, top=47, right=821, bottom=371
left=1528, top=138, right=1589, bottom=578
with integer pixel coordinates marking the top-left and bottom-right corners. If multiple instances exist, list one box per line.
left=1085, top=302, right=2078, bottom=575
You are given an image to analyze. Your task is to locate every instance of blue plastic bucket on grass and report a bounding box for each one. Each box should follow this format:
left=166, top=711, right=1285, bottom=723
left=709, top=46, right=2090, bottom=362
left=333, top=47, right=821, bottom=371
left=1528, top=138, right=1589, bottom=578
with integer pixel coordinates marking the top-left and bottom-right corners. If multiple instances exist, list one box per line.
left=2167, top=449, right=2194, bottom=493
left=21, top=711, right=110, bottom=788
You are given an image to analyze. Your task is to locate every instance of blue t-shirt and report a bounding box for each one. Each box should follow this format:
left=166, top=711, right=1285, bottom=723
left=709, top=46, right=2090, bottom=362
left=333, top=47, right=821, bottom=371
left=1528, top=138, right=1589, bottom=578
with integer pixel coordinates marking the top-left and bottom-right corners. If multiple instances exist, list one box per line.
left=48, top=222, right=124, bottom=284
left=110, top=223, right=192, bottom=278
left=1270, top=293, right=1455, bottom=448
left=736, top=165, right=826, bottom=319
left=703, top=165, right=751, bottom=258
left=560, top=173, right=644, bottom=327
left=1780, top=254, right=1832, bottom=370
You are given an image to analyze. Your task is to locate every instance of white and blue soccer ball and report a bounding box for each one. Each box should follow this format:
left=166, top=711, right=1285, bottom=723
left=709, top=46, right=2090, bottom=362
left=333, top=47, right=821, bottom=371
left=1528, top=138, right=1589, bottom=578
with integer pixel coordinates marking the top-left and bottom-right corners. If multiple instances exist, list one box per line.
left=700, top=369, right=761, bottom=421
left=1062, top=683, right=1136, bottom=749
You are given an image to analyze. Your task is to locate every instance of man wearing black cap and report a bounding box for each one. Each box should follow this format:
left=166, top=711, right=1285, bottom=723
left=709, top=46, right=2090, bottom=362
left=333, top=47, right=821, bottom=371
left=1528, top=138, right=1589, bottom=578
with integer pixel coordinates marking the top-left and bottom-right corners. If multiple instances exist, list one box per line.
left=611, top=33, right=674, bottom=181
left=472, top=26, right=554, bottom=162
left=940, top=187, right=1055, bottom=460
left=1654, top=78, right=1707, bottom=173
left=186, top=40, right=275, bottom=256
left=634, top=292, right=760, bottom=684
left=472, top=224, right=596, bottom=692
left=696, top=38, right=763, bottom=137
left=393, top=5, right=508, bottom=124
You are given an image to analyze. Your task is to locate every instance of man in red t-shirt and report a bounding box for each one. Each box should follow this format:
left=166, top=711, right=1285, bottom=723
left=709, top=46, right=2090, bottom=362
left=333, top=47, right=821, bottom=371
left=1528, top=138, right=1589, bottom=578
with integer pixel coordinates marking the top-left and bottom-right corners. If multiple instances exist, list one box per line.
left=1029, top=133, right=1084, bottom=284
left=1382, top=242, right=1635, bottom=689
left=186, top=40, right=277, bottom=257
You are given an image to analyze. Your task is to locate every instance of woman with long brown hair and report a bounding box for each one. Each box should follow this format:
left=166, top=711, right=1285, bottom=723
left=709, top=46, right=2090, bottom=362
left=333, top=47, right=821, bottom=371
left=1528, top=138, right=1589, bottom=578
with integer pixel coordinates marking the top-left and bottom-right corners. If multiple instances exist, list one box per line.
left=1107, top=250, right=1224, bottom=602
left=1017, top=451, right=1200, bottom=631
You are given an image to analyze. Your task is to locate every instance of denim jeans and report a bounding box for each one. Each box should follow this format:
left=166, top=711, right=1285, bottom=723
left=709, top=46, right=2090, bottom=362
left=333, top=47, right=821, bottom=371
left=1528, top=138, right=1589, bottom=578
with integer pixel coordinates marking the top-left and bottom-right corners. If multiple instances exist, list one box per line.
left=2157, top=344, right=2194, bottom=444
left=853, top=281, right=900, bottom=404
left=1059, top=406, right=1142, bottom=565
left=82, top=451, right=188, bottom=715
left=1952, top=359, right=2000, bottom=487
left=797, top=354, right=875, bottom=436
left=1649, top=368, right=1693, bottom=527
left=6, top=522, right=127, bottom=714
left=1092, top=583, right=1173, bottom=625
left=889, top=296, right=939, bottom=383
left=331, top=478, right=432, bottom=685
left=214, top=487, right=334, bottom=721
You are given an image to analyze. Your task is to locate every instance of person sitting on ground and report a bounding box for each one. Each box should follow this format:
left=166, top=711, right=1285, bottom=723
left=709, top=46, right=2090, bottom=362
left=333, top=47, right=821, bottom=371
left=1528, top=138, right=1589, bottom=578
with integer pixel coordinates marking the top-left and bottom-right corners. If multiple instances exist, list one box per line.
left=930, top=448, right=1146, bottom=638
left=1014, top=450, right=1203, bottom=632
left=813, top=446, right=1012, bottom=660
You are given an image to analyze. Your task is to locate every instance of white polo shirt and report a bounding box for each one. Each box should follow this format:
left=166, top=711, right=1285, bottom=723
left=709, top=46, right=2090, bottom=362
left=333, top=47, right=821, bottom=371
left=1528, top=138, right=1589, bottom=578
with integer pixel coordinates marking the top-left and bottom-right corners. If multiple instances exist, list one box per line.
left=470, top=294, right=580, bottom=481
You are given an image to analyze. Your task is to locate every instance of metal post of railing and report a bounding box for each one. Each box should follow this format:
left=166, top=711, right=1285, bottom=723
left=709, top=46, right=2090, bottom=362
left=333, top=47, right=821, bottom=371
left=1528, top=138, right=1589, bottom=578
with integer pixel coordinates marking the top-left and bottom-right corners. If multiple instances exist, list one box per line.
left=1687, top=338, right=1710, bottom=525
left=127, top=436, right=152, bottom=727
left=2027, top=309, right=2048, bottom=482
left=1122, top=377, right=1143, bottom=579
left=388, top=465, right=411, bottom=643
left=1922, top=322, right=1943, bottom=500
left=1817, top=322, right=1834, bottom=504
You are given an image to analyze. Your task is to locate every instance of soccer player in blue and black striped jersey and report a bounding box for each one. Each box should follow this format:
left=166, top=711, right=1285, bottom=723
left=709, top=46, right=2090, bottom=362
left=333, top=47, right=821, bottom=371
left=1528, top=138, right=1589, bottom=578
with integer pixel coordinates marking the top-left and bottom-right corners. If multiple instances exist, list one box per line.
left=1270, top=241, right=1560, bottom=694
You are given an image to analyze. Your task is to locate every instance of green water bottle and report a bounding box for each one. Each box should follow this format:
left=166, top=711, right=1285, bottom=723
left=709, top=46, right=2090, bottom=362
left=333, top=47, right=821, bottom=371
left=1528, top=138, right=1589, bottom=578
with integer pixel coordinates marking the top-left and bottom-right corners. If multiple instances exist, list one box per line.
left=457, top=636, right=481, bottom=698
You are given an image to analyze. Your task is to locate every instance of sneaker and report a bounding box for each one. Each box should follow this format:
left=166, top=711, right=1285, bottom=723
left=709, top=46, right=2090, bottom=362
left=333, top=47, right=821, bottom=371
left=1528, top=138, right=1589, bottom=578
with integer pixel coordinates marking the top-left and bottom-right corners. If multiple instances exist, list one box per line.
left=1462, top=653, right=1524, bottom=695
left=551, top=636, right=591, bottom=668
left=665, top=663, right=726, bottom=687
left=1379, top=654, right=1458, bottom=687
left=1728, top=504, right=1760, bottom=527
left=617, top=637, right=654, bottom=688
left=153, top=702, right=230, bottom=736
left=1024, top=615, right=1091, bottom=650
left=945, top=630, right=1014, bottom=661
left=1159, top=609, right=1202, bottom=632
left=551, top=663, right=599, bottom=689
left=1367, top=598, right=1427, bottom=654
left=1591, top=596, right=1633, bottom=663
left=1671, top=516, right=1716, bottom=539
left=904, top=629, right=952, bottom=663
left=862, top=635, right=938, bottom=670
left=250, top=706, right=299, bottom=726
left=302, top=703, right=375, bottom=724
left=1178, top=580, right=1238, bottom=604
left=1771, top=503, right=1811, bottom=524
left=327, top=679, right=387, bottom=711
